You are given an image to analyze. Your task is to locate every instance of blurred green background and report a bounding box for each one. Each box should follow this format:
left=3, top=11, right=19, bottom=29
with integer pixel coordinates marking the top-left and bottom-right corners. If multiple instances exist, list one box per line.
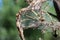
left=0, top=0, right=60, bottom=40
left=0, top=0, right=28, bottom=40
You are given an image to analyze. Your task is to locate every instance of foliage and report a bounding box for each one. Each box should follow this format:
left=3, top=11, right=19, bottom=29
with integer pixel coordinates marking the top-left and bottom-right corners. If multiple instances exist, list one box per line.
left=0, top=0, right=27, bottom=40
